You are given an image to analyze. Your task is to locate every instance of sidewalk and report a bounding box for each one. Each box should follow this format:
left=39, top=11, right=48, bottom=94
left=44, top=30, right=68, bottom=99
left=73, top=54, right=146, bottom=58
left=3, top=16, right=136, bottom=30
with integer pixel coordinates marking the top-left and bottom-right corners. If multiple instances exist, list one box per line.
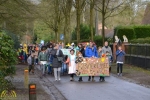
left=9, top=64, right=66, bottom=100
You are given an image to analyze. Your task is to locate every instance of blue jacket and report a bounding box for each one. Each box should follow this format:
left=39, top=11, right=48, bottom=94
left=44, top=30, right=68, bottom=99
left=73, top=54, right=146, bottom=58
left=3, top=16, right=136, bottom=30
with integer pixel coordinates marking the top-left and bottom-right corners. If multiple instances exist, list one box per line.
left=85, top=46, right=98, bottom=57
left=116, top=50, right=125, bottom=62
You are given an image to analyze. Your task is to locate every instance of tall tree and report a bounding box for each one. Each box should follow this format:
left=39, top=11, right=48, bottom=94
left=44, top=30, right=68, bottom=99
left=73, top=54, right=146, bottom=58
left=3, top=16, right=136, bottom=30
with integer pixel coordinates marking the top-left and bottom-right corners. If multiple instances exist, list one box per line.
left=74, top=0, right=86, bottom=43
left=62, top=0, right=73, bottom=43
left=89, top=0, right=95, bottom=41
left=37, top=0, right=64, bottom=42
left=94, top=0, right=132, bottom=44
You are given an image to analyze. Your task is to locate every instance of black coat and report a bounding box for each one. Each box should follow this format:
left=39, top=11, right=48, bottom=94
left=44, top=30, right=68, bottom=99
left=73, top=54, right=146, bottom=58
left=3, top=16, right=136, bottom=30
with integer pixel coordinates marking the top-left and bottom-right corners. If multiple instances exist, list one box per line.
left=51, top=49, right=63, bottom=68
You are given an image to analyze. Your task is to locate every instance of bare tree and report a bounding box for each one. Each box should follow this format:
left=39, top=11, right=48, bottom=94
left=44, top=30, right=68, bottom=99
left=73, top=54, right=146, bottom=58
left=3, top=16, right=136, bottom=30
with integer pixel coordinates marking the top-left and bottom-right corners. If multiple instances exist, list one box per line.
left=94, top=0, right=132, bottom=44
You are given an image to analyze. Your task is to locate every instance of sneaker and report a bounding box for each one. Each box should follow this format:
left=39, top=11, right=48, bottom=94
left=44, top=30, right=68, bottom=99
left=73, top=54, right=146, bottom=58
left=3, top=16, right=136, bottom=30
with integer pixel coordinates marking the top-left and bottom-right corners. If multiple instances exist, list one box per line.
left=55, top=79, right=57, bottom=81
left=92, top=79, right=95, bottom=82
left=72, top=78, right=74, bottom=81
left=117, top=73, right=120, bottom=76
left=78, top=79, right=83, bottom=82
left=58, top=78, right=61, bottom=81
left=120, top=73, right=122, bottom=77
left=88, top=78, right=91, bottom=81
left=70, top=77, right=73, bottom=81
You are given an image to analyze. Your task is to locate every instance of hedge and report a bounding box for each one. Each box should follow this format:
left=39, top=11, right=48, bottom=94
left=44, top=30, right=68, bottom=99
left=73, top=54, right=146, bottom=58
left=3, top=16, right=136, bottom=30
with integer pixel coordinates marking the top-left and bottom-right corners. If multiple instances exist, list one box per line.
left=115, top=27, right=136, bottom=41
left=114, top=25, right=150, bottom=41
left=130, top=37, right=150, bottom=44
left=134, top=26, right=150, bottom=38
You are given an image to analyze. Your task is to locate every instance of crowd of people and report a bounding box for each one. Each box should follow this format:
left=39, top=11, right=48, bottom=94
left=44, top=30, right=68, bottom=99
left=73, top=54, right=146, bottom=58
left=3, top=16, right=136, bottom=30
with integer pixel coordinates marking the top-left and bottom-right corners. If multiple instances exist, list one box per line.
left=17, top=40, right=125, bottom=82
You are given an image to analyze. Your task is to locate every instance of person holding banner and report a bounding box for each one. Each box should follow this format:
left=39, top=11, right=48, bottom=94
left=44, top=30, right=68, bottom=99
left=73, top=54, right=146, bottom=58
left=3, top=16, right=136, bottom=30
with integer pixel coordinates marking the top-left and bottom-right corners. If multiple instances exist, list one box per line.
left=65, top=49, right=76, bottom=81
left=98, top=46, right=105, bottom=82
left=85, top=41, right=98, bottom=82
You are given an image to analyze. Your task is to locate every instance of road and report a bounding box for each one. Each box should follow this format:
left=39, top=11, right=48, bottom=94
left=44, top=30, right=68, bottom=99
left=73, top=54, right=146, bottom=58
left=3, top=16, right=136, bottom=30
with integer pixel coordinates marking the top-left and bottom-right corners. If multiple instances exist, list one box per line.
left=46, top=75, right=150, bottom=100
left=36, top=65, right=150, bottom=100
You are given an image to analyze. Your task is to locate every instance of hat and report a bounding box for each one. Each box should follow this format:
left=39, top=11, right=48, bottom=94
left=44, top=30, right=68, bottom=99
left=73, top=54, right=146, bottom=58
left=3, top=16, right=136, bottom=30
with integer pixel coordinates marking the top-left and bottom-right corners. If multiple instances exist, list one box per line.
left=71, top=43, right=74, bottom=46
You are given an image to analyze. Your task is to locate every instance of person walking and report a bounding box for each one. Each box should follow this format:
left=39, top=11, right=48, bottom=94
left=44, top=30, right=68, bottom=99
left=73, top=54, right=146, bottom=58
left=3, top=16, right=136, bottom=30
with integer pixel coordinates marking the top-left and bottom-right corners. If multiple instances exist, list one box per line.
left=65, top=49, right=76, bottom=81
left=38, top=46, right=48, bottom=77
left=102, top=41, right=113, bottom=72
left=116, top=46, right=125, bottom=76
left=51, top=43, right=64, bottom=81
left=102, top=41, right=112, bottom=55
left=27, top=51, right=35, bottom=74
left=97, top=46, right=105, bottom=82
left=85, top=41, right=98, bottom=81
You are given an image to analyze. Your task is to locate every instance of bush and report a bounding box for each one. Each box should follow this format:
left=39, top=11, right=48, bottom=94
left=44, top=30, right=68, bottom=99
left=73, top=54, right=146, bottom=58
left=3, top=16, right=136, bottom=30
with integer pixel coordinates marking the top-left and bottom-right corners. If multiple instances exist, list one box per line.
left=134, top=25, right=150, bottom=38
left=94, top=36, right=103, bottom=46
left=0, top=31, right=17, bottom=92
left=114, top=25, right=150, bottom=41
left=2, top=30, right=20, bottom=49
left=71, top=24, right=95, bottom=41
left=114, top=26, right=136, bottom=41
left=130, top=37, right=150, bottom=44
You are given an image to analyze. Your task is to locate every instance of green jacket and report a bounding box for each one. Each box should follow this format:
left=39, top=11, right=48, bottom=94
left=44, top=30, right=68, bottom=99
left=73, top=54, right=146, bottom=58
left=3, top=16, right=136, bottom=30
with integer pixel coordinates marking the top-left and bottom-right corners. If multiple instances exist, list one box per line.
left=38, top=51, right=48, bottom=61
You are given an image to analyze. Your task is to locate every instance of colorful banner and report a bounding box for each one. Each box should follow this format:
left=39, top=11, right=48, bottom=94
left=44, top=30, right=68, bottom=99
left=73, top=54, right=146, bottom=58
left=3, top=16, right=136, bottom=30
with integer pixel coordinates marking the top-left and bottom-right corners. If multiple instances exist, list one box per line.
left=76, top=57, right=110, bottom=76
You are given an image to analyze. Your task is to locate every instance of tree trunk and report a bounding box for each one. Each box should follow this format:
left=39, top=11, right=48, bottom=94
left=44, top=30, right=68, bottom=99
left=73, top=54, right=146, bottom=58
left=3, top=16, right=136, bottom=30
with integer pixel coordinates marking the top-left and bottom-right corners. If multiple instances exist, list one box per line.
left=76, top=0, right=81, bottom=43
left=102, top=0, right=105, bottom=45
left=90, top=0, right=94, bottom=41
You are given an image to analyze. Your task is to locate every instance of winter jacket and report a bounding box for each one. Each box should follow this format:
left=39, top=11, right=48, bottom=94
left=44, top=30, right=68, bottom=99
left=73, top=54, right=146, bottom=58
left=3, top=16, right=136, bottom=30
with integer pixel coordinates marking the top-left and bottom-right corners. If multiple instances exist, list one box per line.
left=102, top=46, right=112, bottom=56
left=85, top=46, right=98, bottom=57
left=38, top=51, right=48, bottom=61
left=116, top=50, right=126, bottom=63
left=51, top=49, right=64, bottom=68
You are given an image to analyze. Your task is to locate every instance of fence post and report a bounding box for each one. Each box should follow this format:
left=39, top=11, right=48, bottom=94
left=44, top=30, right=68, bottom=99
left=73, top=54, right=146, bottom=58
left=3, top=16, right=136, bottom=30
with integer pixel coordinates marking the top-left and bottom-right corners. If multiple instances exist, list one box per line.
left=145, top=44, right=147, bottom=69
left=129, top=43, right=132, bottom=64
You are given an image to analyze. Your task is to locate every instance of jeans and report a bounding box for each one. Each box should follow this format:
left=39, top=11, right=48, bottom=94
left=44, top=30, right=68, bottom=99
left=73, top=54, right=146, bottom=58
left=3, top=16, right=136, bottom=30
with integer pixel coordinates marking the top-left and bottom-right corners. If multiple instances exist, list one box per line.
left=54, top=67, right=61, bottom=80
left=48, top=62, right=52, bottom=73
left=117, top=63, right=123, bottom=73
left=61, top=63, right=67, bottom=73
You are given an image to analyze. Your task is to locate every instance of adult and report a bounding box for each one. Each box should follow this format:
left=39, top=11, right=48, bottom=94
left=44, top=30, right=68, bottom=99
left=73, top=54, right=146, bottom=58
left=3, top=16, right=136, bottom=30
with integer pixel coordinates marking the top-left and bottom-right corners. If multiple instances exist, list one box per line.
left=51, top=43, right=64, bottom=81
left=85, top=41, right=98, bottom=81
left=101, top=41, right=112, bottom=81
left=47, top=43, right=53, bottom=74
left=102, top=41, right=112, bottom=55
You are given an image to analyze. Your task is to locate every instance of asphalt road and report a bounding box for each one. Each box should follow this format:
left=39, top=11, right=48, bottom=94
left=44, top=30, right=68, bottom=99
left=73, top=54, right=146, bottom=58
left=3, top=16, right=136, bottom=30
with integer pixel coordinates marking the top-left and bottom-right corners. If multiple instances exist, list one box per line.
left=46, top=75, right=150, bottom=100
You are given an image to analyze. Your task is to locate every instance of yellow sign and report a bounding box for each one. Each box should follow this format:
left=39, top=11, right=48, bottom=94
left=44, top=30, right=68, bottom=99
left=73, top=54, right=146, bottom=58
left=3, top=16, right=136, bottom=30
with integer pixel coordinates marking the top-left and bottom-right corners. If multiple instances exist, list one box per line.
left=0, top=90, right=17, bottom=99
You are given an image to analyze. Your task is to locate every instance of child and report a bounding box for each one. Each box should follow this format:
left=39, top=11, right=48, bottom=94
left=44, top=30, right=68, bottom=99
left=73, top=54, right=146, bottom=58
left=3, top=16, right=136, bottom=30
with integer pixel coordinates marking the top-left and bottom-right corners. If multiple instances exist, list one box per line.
left=75, top=52, right=84, bottom=82
left=65, top=49, right=76, bottom=81
left=27, top=51, right=35, bottom=74
left=116, top=46, right=125, bottom=76
left=38, top=46, right=48, bottom=76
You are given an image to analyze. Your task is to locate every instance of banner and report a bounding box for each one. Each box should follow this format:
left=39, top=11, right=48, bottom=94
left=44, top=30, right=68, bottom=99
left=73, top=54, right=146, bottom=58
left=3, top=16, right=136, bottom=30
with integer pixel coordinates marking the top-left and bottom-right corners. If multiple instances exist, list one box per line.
left=76, top=57, right=110, bottom=76
left=61, top=49, right=76, bottom=55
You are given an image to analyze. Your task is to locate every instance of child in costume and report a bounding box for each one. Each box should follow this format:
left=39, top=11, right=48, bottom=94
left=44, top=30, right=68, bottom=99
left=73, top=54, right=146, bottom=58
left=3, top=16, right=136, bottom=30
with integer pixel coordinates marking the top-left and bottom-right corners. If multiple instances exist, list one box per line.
left=65, top=49, right=76, bottom=81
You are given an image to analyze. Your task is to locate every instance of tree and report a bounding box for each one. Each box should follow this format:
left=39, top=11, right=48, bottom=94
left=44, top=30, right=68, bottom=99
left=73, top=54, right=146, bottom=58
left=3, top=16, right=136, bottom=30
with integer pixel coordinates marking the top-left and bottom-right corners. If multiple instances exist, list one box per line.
left=94, top=0, right=132, bottom=44
left=74, top=0, right=86, bottom=43
left=89, top=0, right=95, bottom=41
left=36, top=0, right=64, bottom=42
left=62, top=0, right=73, bottom=43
